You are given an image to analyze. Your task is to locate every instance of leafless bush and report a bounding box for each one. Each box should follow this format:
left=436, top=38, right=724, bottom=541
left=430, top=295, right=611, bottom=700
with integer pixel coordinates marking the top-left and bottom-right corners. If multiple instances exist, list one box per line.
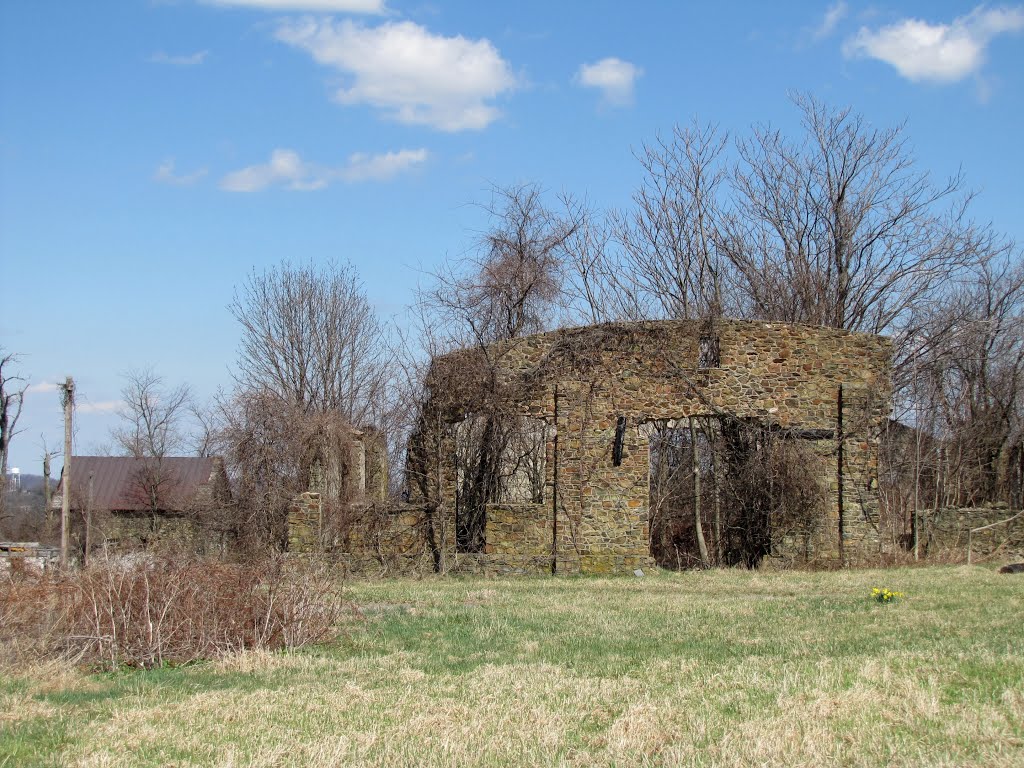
left=0, top=555, right=350, bottom=670
left=0, top=563, right=67, bottom=665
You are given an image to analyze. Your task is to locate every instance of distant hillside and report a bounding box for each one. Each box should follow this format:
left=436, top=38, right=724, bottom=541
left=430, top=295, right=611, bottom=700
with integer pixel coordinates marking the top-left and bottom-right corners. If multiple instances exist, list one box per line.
left=5, top=473, right=52, bottom=494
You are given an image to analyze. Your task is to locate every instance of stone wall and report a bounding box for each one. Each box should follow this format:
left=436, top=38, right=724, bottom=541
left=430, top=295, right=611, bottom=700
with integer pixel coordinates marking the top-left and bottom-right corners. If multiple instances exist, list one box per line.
left=286, top=495, right=438, bottom=575
left=410, top=319, right=892, bottom=574
left=485, top=503, right=551, bottom=557
left=287, top=492, right=323, bottom=554
left=919, top=506, right=1024, bottom=562
left=79, top=510, right=232, bottom=557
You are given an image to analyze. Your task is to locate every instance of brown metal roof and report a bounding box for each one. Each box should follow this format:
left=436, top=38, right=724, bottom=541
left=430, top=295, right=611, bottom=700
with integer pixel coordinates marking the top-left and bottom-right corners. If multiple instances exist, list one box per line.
left=56, top=456, right=222, bottom=512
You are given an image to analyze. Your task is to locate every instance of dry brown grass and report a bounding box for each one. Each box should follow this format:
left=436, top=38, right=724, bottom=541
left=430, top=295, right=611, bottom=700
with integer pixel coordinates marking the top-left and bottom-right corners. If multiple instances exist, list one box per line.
left=2, top=565, right=1022, bottom=767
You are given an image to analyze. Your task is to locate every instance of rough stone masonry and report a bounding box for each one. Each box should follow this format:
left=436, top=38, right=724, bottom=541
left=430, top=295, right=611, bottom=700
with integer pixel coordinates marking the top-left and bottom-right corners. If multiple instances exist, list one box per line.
left=401, top=319, right=892, bottom=575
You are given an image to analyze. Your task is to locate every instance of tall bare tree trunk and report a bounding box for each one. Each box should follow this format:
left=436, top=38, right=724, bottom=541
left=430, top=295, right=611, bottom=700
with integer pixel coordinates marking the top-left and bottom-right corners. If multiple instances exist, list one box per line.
left=711, top=431, right=722, bottom=565
left=43, top=452, right=52, bottom=537
left=691, top=416, right=710, bottom=567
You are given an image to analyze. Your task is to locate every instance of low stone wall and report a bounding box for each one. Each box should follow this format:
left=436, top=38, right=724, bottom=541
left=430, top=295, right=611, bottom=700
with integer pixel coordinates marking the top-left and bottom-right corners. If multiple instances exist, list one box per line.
left=92, top=512, right=228, bottom=556
left=287, top=497, right=440, bottom=576
left=920, top=506, right=1023, bottom=562
left=448, top=553, right=553, bottom=576
left=0, top=542, right=60, bottom=573
left=484, top=504, right=551, bottom=557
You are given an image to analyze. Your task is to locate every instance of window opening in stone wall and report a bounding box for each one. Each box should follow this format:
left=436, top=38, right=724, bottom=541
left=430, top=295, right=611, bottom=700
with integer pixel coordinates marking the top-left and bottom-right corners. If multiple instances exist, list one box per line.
left=648, top=417, right=831, bottom=570
left=698, top=335, right=720, bottom=368
left=612, top=416, right=626, bottom=466
left=453, top=414, right=547, bottom=553
left=501, top=417, right=547, bottom=505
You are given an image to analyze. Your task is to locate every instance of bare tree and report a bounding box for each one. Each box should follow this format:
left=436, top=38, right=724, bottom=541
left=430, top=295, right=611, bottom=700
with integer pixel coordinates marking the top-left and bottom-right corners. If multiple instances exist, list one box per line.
left=223, top=260, right=390, bottom=550
left=722, top=93, right=976, bottom=336
left=41, top=438, right=59, bottom=538
left=190, top=400, right=220, bottom=458
left=557, top=194, right=628, bottom=325
left=113, top=369, right=192, bottom=460
left=230, top=260, right=387, bottom=425
left=562, top=97, right=982, bottom=342
left=0, top=351, right=28, bottom=520
left=422, top=182, right=581, bottom=350
left=112, top=369, right=194, bottom=536
left=910, top=249, right=1024, bottom=508
left=613, top=120, right=732, bottom=321
left=406, top=184, right=584, bottom=557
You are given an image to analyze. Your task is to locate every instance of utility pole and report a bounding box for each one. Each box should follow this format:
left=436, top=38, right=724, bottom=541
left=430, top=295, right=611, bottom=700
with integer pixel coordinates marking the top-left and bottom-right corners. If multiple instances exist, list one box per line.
left=60, top=377, right=74, bottom=568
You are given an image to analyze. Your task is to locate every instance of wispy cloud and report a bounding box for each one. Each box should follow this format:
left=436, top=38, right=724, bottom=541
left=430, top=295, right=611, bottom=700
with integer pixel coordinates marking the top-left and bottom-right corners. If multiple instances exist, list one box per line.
left=575, top=57, right=642, bottom=107
left=149, top=50, right=209, bottom=66
left=812, top=2, right=847, bottom=41
left=843, top=5, right=1024, bottom=83
left=341, top=149, right=430, bottom=182
left=275, top=19, right=517, bottom=131
left=220, top=147, right=428, bottom=192
left=154, top=159, right=208, bottom=186
left=77, top=400, right=121, bottom=415
left=26, top=381, right=60, bottom=395
left=202, top=0, right=386, bottom=13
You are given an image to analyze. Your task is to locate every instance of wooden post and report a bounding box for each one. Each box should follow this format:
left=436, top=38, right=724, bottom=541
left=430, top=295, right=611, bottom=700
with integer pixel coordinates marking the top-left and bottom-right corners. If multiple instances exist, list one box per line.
left=837, top=384, right=846, bottom=567
left=84, top=471, right=94, bottom=568
left=550, top=384, right=559, bottom=575
left=60, top=377, right=74, bottom=569
left=711, top=428, right=723, bottom=565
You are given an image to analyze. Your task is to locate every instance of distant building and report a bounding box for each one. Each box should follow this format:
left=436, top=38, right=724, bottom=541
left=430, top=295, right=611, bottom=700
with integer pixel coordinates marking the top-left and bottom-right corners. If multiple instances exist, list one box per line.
left=54, top=456, right=232, bottom=553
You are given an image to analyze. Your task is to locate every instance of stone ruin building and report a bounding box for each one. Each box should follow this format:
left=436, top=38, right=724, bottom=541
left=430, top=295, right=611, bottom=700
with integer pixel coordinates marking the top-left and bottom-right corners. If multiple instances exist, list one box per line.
left=399, top=318, right=892, bottom=575
left=287, top=425, right=389, bottom=553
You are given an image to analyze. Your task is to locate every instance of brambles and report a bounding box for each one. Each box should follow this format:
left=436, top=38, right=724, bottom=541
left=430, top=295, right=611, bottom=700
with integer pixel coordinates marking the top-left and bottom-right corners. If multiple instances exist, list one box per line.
left=0, top=555, right=350, bottom=670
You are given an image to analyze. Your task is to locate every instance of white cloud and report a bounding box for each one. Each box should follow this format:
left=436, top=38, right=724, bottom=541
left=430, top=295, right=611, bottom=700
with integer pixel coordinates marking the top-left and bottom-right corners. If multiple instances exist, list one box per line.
left=221, top=149, right=324, bottom=192
left=26, top=381, right=60, bottom=394
left=275, top=19, right=517, bottom=131
left=575, top=57, right=642, bottom=107
left=843, top=5, right=1024, bottom=82
left=203, top=0, right=386, bottom=13
left=154, top=159, right=208, bottom=186
left=77, top=400, right=122, bottom=415
left=220, top=147, right=428, bottom=192
left=340, top=149, right=429, bottom=182
left=149, top=50, right=208, bottom=66
left=813, top=2, right=847, bottom=41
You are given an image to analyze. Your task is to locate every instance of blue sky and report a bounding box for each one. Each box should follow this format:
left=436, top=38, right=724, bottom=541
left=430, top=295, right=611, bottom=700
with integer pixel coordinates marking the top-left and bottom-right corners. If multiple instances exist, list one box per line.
left=2, top=0, right=1023, bottom=475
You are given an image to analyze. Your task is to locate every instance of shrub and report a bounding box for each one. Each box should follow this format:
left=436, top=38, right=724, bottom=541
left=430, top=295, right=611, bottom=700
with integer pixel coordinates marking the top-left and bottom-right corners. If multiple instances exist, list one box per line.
left=0, top=554, right=350, bottom=670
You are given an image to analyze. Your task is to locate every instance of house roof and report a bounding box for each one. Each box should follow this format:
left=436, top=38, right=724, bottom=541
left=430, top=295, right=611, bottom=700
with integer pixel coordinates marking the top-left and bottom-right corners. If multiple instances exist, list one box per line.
left=56, top=456, right=223, bottom=512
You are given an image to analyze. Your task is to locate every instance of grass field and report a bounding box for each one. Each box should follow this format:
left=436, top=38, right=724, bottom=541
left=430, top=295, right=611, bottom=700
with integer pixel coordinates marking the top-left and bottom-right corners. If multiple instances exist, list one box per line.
left=2, top=565, right=1022, bottom=767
